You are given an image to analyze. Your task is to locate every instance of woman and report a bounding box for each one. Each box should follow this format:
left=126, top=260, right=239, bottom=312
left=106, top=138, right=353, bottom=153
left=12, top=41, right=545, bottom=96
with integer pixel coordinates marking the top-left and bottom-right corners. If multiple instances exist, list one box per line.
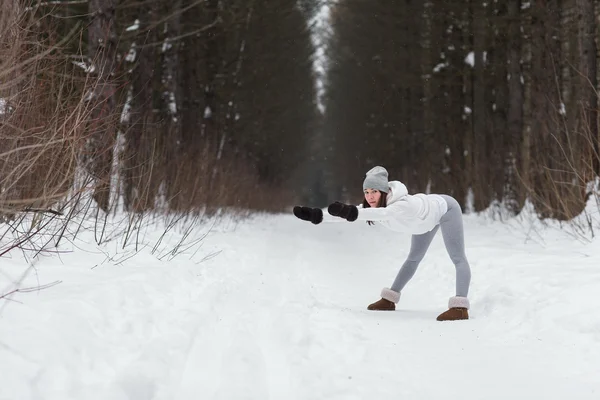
left=293, top=166, right=472, bottom=321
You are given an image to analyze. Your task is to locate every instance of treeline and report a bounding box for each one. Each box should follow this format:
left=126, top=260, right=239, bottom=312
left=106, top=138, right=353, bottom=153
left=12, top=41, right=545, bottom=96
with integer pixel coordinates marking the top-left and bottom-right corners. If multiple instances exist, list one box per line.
left=2, top=0, right=599, bottom=221
left=324, top=0, right=599, bottom=220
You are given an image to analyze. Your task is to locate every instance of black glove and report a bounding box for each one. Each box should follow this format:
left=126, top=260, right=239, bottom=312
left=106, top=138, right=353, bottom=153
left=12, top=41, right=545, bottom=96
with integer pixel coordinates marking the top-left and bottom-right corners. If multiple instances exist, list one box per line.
left=293, top=206, right=323, bottom=225
left=327, top=201, right=359, bottom=222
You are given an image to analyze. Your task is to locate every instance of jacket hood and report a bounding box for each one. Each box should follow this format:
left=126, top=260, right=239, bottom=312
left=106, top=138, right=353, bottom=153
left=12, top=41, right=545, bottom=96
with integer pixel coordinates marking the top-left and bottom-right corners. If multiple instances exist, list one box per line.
left=387, top=181, right=408, bottom=204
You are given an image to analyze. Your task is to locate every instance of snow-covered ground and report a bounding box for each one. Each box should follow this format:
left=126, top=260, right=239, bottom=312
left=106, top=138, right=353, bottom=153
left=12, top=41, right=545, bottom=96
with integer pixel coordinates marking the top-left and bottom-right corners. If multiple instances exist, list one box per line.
left=1, top=206, right=599, bottom=400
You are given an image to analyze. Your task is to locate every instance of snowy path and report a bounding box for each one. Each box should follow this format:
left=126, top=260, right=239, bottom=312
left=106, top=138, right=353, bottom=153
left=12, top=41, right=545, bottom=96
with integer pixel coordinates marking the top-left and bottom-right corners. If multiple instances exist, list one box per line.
left=1, top=213, right=599, bottom=399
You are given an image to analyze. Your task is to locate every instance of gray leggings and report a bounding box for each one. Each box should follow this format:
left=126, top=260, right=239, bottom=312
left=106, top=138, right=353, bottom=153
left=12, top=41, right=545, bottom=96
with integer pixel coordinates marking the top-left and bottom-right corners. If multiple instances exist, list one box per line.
left=390, top=195, right=471, bottom=297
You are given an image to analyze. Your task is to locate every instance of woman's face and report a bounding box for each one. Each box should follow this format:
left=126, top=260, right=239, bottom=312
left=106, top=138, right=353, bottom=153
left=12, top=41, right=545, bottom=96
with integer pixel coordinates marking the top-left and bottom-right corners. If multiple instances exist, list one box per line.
left=363, top=189, right=381, bottom=208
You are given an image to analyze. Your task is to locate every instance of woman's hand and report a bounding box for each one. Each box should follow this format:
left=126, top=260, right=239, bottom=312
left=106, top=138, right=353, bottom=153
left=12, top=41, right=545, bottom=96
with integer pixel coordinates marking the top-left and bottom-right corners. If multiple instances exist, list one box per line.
left=327, top=201, right=358, bottom=222
left=293, top=206, right=323, bottom=224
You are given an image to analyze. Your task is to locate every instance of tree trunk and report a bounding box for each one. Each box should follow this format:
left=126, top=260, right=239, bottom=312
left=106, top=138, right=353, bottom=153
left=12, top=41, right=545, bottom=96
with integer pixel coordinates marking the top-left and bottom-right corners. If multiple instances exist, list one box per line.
left=576, top=0, right=598, bottom=177
left=488, top=1, right=508, bottom=204
left=520, top=0, right=532, bottom=206
left=421, top=0, right=434, bottom=193
left=161, top=0, right=184, bottom=208
left=203, top=0, right=220, bottom=145
left=506, top=0, right=524, bottom=213
left=88, top=0, right=118, bottom=212
left=123, top=5, right=160, bottom=211
left=408, top=0, right=426, bottom=192
left=472, top=0, right=488, bottom=210
left=461, top=3, right=473, bottom=211
left=560, top=0, right=577, bottom=135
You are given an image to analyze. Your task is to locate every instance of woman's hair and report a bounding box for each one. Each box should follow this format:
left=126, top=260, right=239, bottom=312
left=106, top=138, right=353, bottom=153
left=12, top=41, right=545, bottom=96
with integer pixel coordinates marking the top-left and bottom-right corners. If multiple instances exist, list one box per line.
left=362, top=191, right=387, bottom=226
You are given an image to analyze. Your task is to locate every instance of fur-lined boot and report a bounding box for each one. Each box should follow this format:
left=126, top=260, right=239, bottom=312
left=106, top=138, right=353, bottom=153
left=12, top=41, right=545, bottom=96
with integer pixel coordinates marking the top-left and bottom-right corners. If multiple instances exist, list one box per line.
left=436, top=296, right=470, bottom=321
left=367, top=288, right=400, bottom=311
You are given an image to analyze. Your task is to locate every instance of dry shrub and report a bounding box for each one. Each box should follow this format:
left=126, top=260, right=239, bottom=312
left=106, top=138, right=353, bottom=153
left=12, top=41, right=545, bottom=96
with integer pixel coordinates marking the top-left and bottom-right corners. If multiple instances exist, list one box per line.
left=522, top=102, right=597, bottom=222
left=120, top=135, right=294, bottom=215
left=0, top=2, right=91, bottom=218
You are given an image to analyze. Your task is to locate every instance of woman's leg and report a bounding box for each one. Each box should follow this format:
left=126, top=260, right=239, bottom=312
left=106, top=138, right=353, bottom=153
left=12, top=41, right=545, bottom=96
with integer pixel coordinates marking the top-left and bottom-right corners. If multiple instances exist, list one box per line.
left=389, top=225, right=440, bottom=293
left=438, top=195, right=471, bottom=298
left=370, top=226, right=440, bottom=309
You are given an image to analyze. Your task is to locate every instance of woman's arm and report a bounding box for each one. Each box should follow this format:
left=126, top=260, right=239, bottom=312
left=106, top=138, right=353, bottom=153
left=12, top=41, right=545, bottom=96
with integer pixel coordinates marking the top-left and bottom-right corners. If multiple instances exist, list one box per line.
left=353, top=206, right=395, bottom=221
left=328, top=198, right=422, bottom=222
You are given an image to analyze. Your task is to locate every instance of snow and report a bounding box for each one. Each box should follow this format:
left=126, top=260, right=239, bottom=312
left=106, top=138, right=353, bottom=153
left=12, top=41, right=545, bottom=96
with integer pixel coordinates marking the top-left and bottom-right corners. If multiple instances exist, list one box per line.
left=125, top=44, right=137, bottom=63
left=161, top=39, right=172, bottom=54
left=433, top=62, right=448, bottom=72
left=1, top=203, right=600, bottom=399
left=126, top=20, right=140, bottom=32
left=0, top=97, right=6, bottom=115
left=465, top=52, right=474, bottom=66
left=167, top=92, right=177, bottom=115
left=465, top=51, right=488, bottom=67
left=120, top=86, right=133, bottom=124
left=72, top=61, right=96, bottom=74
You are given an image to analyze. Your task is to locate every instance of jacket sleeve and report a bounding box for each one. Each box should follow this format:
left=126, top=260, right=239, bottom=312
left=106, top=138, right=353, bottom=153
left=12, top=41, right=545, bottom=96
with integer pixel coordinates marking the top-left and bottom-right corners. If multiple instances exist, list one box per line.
left=353, top=198, right=423, bottom=222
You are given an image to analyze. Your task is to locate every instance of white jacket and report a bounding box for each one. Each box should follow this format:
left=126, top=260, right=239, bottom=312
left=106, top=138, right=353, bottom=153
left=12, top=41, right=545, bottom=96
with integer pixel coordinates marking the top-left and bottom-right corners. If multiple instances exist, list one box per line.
left=326, top=181, right=448, bottom=234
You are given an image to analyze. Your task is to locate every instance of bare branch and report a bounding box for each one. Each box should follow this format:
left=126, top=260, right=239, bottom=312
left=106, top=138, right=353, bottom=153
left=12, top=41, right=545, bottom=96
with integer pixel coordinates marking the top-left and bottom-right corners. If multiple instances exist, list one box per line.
left=0, top=281, right=62, bottom=301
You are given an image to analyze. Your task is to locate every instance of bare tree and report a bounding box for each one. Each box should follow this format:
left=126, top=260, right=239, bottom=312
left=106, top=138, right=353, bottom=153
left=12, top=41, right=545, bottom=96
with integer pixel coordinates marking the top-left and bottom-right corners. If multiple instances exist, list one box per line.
left=87, top=0, right=118, bottom=212
left=576, top=0, right=598, bottom=176
left=505, top=0, right=525, bottom=213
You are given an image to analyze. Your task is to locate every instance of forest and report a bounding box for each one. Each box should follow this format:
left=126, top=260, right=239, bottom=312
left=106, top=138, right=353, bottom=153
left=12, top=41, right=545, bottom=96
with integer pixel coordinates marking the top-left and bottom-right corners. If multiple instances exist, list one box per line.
left=1, top=0, right=599, bottom=222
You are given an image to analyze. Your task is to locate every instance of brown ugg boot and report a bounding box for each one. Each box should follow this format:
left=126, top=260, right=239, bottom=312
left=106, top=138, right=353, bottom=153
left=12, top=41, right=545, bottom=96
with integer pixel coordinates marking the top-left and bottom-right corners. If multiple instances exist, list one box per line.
left=436, top=307, right=469, bottom=321
left=436, top=296, right=470, bottom=321
left=367, top=288, right=400, bottom=311
left=368, top=298, right=395, bottom=310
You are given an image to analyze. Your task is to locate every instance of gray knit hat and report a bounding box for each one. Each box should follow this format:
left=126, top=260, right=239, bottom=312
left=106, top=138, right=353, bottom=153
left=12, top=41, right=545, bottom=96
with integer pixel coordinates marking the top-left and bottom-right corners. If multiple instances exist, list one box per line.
left=362, top=166, right=389, bottom=193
